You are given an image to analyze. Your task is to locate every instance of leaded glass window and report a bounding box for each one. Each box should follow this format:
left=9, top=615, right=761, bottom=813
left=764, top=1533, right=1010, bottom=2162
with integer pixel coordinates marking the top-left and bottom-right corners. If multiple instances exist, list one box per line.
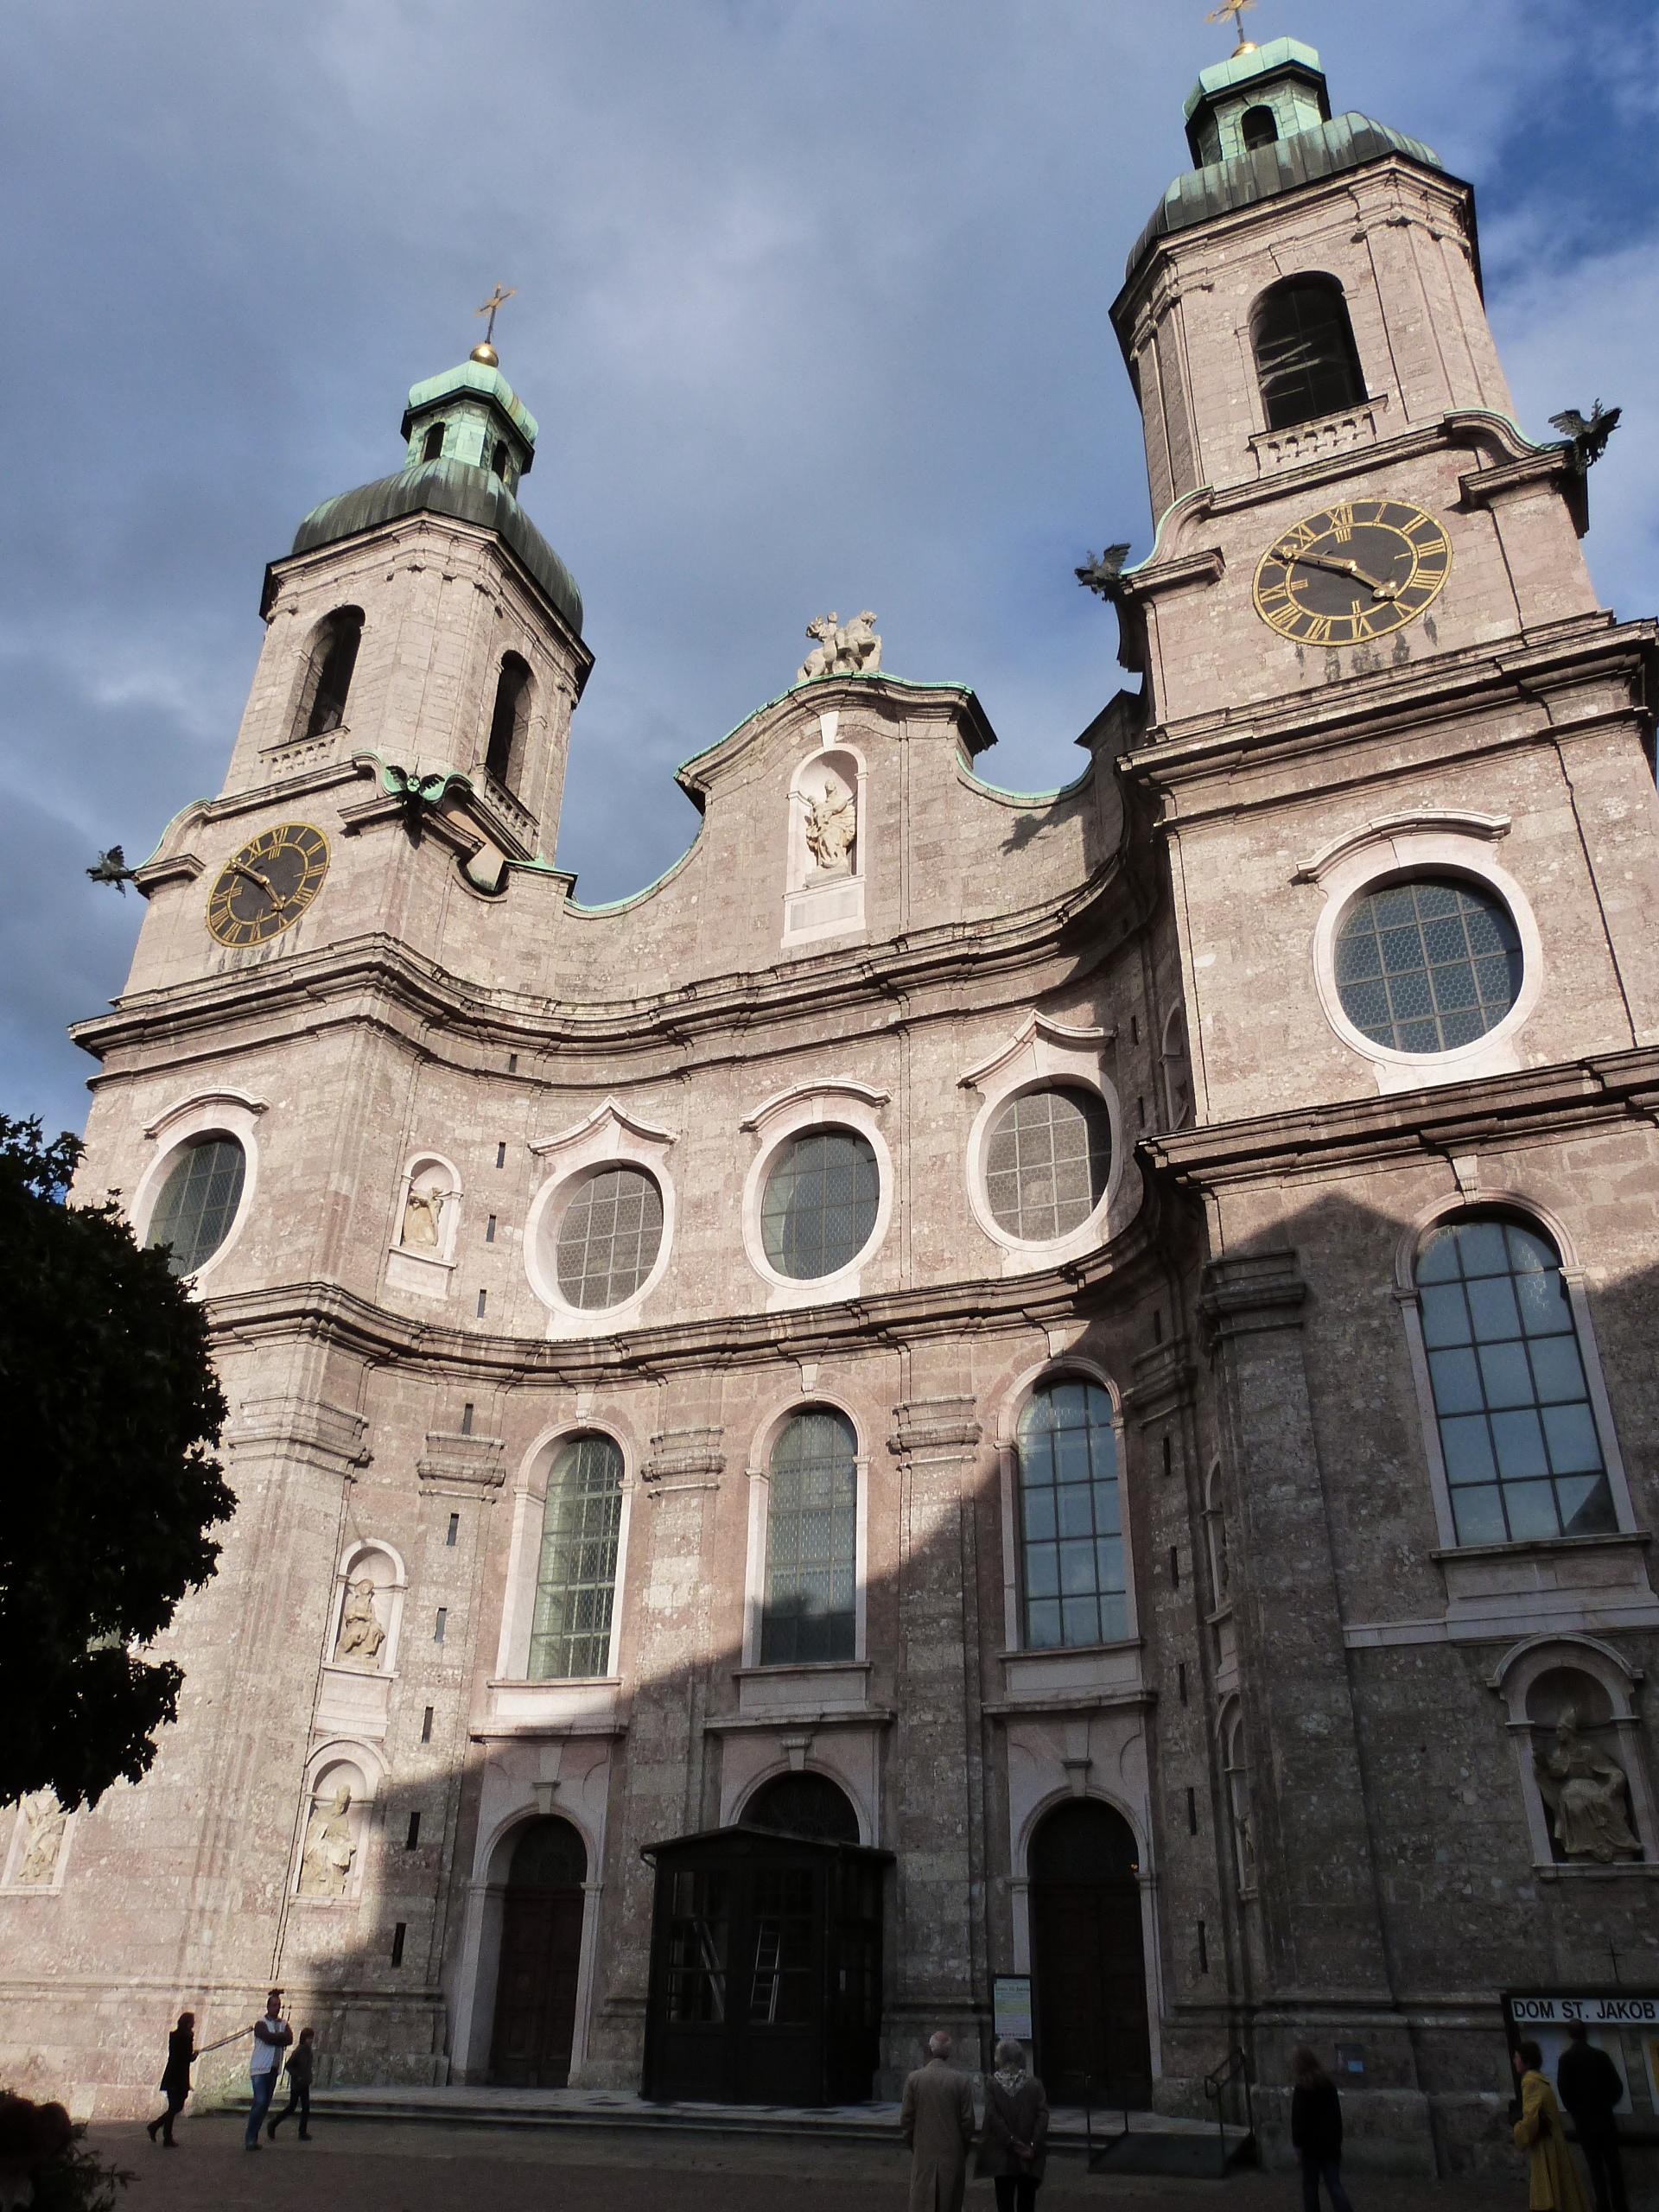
left=1417, top=1215, right=1615, bottom=1547
left=1250, top=275, right=1363, bottom=430
left=530, top=1433, right=624, bottom=1678
left=760, top=1128, right=879, bottom=1281
left=555, top=1166, right=664, bottom=1309
left=984, top=1086, right=1110, bottom=1241
left=1334, top=876, right=1522, bottom=1054
left=145, top=1137, right=246, bottom=1275
left=760, top=1408, right=857, bottom=1664
left=1017, top=1378, right=1127, bottom=1649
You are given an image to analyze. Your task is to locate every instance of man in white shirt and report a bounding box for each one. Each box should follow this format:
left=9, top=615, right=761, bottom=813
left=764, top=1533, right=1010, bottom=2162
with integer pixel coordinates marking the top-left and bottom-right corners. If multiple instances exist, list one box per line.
left=244, top=1989, right=292, bottom=2151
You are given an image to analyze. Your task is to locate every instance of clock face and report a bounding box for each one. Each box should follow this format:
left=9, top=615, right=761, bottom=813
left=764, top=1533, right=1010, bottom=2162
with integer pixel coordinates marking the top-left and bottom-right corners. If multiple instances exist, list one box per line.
left=206, top=823, right=330, bottom=947
left=1253, top=498, right=1452, bottom=646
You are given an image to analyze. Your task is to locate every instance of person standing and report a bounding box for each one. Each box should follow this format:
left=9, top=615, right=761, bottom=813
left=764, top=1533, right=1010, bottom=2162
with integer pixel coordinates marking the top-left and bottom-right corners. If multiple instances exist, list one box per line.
left=267, top=2025, right=316, bottom=2141
left=1290, top=2048, right=1354, bottom=2212
left=1513, top=2040, right=1590, bottom=2212
left=244, top=1989, right=292, bottom=2152
left=976, top=2038, right=1049, bottom=2212
left=899, top=2030, right=976, bottom=2212
left=1555, top=2025, right=1628, bottom=2212
left=145, top=2012, right=195, bottom=2147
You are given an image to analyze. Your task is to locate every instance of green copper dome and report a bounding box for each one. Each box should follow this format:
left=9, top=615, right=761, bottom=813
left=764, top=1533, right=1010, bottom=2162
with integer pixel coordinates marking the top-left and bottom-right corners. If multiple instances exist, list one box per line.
left=1125, top=40, right=1444, bottom=284
left=289, top=354, right=582, bottom=638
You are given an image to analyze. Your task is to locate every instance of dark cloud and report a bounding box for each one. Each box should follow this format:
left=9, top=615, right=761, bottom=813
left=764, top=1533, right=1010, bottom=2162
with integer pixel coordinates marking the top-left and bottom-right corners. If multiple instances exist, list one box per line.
left=3, top=0, right=1653, bottom=1136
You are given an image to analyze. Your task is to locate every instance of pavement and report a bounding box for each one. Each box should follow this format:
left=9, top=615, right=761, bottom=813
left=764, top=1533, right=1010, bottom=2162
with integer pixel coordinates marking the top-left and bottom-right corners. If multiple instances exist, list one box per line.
left=83, top=2114, right=1529, bottom=2211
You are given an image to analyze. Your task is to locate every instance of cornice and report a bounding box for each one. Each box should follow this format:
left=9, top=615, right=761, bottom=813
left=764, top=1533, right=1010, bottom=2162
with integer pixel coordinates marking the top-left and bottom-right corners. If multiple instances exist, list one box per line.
left=1140, top=1049, right=1659, bottom=1191
left=198, top=1199, right=1168, bottom=1384
left=72, top=850, right=1151, bottom=1073
left=1122, top=616, right=1657, bottom=810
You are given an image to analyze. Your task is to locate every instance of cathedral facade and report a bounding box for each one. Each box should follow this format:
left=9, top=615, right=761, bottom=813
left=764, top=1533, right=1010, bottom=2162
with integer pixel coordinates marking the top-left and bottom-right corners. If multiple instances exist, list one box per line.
left=5, top=38, right=1658, bottom=2175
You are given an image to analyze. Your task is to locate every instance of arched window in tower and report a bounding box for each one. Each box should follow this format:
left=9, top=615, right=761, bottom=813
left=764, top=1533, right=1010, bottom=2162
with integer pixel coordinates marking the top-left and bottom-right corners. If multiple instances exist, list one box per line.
left=485, top=652, right=533, bottom=792
left=1240, top=104, right=1279, bottom=150
left=1414, top=1212, right=1616, bottom=1547
left=1016, top=1378, right=1126, bottom=1649
left=529, top=1432, right=624, bottom=1680
left=1250, top=275, right=1364, bottom=430
left=491, top=440, right=510, bottom=480
left=760, top=1408, right=858, bottom=1665
left=421, top=423, right=446, bottom=462
left=296, top=607, right=364, bottom=741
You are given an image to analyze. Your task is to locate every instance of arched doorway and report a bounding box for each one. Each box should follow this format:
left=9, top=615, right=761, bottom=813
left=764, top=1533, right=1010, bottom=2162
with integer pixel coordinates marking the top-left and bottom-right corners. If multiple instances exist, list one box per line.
left=1028, top=1799, right=1152, bottom=2107
left=489, top=1816, right=587, bottom=2087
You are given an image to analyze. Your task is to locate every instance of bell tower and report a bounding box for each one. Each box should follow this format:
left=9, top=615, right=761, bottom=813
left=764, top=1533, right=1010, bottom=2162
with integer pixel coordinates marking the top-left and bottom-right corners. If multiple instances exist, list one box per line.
left=1108, top=36, right=1659, bottom=1126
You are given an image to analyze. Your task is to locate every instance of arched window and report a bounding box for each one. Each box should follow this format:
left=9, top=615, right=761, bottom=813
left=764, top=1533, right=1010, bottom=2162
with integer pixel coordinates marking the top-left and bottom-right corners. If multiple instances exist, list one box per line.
left=144, top=1135, right=246, bottom=1275
left=529, top=1433, right=624, bottom=1679
left=297, top=607, right=364, bottom=740
left=1016, top=1378, right=1126, bottom=1650
left=421, top=423, right=446, bottom=462
left=1221, top=1705, right=1255, bottom=1890
left=1250, top=275, right=1364, bottom=430
left=760, top=1408, right=858, bottom=1665
left=1240, top=104, right=1279, bottom=150
left=742, top=1771, right=860, bottom=1844
left=1415, top=1214, right=1616, bottom=1547
left=491, top=439, right=510, bottom=480
left=485, top=652, right=533, bottom=791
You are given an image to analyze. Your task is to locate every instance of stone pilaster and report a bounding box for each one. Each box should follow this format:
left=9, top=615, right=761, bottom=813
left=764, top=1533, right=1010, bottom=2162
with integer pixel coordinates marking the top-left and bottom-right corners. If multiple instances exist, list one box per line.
left=883, top=1392, right=986, bottom=2082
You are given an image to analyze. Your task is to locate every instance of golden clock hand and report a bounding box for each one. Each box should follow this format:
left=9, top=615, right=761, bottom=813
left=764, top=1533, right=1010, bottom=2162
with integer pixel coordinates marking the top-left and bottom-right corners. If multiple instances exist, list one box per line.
left=232, top=862, right=288, bottom=906
left=1293, top=550, right=1400, bottom=599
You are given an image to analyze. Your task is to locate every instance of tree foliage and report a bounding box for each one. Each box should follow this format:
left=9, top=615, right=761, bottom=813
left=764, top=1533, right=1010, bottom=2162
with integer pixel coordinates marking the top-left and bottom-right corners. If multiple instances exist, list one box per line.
left=0, top=1116, right=232, bottom=1809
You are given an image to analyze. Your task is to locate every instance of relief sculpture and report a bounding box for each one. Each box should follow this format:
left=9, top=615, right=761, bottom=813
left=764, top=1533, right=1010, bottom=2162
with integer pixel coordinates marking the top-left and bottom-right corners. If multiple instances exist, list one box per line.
left=13, top=1793, right=68, bottom=1886
left=300, top=1785, right=358, bottom=1897
left=804, top=782, right=857, bottom=876
left=1535, top=1710, right=1642, bottom=1863
left=334, top=1578, right=388, bottom=1669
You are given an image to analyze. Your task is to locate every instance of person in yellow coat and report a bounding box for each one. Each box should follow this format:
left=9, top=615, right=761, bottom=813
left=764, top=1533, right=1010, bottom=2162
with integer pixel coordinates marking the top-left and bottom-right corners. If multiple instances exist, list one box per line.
left=1512, top=2041, right=1590, bottom=2212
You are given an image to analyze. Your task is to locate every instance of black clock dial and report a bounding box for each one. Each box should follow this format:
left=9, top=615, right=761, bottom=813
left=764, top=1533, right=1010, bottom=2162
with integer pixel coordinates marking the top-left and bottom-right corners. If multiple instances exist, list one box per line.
left=1253, top=498, right=1452, bottom=646
left=206, top=823, right=330, bottom=947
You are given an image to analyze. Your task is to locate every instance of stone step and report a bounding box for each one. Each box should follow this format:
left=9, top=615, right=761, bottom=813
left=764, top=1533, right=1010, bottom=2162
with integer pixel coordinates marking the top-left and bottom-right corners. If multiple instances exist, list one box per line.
left=219, top=2082, right=1255, bottom=2171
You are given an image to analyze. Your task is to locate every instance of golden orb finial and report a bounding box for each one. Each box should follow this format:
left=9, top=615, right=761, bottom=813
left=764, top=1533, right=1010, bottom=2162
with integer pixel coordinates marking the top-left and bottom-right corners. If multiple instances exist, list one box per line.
left=1234, top=36, right=1257, bottom=51
left=472, top=283, right=516, bottom=366
left=469, top=341, right=499, bottom=366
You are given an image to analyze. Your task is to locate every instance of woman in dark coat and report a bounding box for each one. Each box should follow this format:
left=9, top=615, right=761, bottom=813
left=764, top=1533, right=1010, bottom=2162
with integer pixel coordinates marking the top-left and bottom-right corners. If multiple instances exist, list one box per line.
left=147, top=2012, right=195, bottom=2146
left=976, top=2038, right=1049, bottom=2212
left=1290, top=2047, right=1354, bottom=2212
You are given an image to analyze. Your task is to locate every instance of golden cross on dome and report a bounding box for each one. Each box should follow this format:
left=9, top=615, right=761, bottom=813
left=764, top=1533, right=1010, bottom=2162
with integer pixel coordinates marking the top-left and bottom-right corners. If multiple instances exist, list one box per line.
left=474, top=283, right=517, bottom=346
left=1205, top=0, right=1258, bottom=50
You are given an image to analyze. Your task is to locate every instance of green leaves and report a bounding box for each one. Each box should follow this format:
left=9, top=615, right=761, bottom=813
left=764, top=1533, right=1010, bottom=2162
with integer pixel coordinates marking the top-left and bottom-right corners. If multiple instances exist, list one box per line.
left=0, top=1116, right=232, bottom=1808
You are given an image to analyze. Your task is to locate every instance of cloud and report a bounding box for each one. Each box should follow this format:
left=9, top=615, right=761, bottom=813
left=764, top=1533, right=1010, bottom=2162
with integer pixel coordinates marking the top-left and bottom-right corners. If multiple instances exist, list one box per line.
left=0, top=0, right=1653, bottom=1138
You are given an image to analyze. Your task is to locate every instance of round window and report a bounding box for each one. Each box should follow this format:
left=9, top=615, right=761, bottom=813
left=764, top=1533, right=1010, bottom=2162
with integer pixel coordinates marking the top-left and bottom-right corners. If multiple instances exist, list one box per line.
left=984, top=1085, right=1111, bottom=1242
left=554, top=1166, right=664, bottom=1309
left=1333, top=875, right=1522, bottom=1054
left=144, top=1135, right=246, bottom=1275
left=760, top=1128, right=880, bottom=1280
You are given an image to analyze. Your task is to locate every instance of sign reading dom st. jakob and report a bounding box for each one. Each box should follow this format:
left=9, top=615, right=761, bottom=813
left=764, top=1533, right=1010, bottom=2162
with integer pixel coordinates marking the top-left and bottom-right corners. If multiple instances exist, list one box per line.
left=1506, top=1993, right=1659, bottom=2029
left=1502, top=1989, right=1659, bottom=2131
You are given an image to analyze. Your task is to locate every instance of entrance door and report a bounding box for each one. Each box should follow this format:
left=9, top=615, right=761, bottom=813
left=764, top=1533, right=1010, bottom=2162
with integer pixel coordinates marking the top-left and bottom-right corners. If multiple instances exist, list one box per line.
left=1029, top=1800, right=1153, bottom=2107
left=490, top=1816, right=587, bottom=2088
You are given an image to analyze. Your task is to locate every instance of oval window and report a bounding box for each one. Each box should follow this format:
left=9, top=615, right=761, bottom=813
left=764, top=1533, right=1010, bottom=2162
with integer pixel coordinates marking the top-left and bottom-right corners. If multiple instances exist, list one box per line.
left=145, top=1136, right=247, bottom=1275
left=1334, top=875, right=1522, bottom=1054
left=760, top=1128, right=880, bottom=1280
left=984, top=1085, right=1111, bottom=1241
left=554, top=1166, right=664, bottom=1309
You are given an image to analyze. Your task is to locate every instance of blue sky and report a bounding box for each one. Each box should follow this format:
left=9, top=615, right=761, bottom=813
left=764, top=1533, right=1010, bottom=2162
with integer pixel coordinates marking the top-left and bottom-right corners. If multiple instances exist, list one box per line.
left=3, top=0, right=1655, bottom=1141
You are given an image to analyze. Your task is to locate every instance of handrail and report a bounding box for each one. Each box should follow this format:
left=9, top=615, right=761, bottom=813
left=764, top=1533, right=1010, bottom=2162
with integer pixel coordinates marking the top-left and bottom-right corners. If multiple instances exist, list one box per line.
left=1202, top=2045, right=1254, bottom=2171
left=1055, top=2071, right=1128, bottom=2170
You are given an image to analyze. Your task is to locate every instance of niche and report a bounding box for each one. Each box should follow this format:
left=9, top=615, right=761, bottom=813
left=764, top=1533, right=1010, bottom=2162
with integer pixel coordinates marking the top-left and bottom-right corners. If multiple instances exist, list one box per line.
left=387, top=1153, right=462, bottom=1301
left=316, top=1541, right=407, bottom=1741
left=784, top=735, right=867, bottom=948
left=294, top=1750, right=376, bottom=1903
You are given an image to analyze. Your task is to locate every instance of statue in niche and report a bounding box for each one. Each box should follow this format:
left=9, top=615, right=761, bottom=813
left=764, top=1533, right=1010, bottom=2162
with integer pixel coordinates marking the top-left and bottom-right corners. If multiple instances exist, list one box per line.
left=804, top=782, right=857, bottom=876
left=334, top=1577, right=387, bottom=1669
left=401, top=1178, right=448, bottom=1251
left=797, top=610, right=881, bottom=683
left=14, top=1793, right=68, bottom=1885
left=301, top=1784, right=358, bottom=1897
left=1535, top=1709, right=1642, bottom=1864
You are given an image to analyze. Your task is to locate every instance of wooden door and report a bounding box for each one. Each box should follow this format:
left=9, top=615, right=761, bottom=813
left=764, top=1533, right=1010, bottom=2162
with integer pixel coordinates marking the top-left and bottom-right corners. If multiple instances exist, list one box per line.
left=490, top=1817, right=588, bottom=2088
left=1030, top=1802, right=1153, bottom=2107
